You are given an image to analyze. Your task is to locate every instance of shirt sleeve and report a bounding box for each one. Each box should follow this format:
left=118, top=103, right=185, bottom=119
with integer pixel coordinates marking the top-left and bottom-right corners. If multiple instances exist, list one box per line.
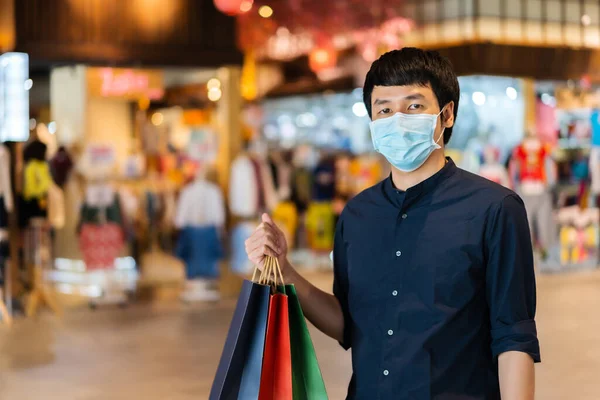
left=485, top=194, right=541, bottom=363
left=332, top=214, right=352, bottom=350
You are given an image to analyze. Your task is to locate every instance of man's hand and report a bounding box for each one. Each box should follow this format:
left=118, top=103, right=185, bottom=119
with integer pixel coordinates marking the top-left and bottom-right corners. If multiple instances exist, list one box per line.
left=498, top=351, right=535, bottom=400
left=245, top=213, right=289, bottom=274
left=244, top=213, right=346, bottom=343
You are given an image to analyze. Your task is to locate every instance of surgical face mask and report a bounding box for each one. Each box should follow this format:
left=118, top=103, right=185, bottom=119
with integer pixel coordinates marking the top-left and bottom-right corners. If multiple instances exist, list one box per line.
left=369, top=107, right=446, bottom=172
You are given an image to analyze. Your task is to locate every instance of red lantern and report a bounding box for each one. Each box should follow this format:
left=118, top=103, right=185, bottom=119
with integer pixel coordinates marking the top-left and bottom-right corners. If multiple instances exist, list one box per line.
left=308, top=47, right=337, bottom=73
left=214, top=0, right=252, bottom=16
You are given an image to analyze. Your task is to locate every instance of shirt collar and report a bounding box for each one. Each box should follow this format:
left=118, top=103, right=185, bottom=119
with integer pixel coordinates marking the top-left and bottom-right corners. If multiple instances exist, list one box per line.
left=383, top=157, right=458, bottom=208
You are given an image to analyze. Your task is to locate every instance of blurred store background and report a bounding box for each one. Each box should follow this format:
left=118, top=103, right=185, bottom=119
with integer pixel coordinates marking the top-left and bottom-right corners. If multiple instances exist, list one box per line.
left=0, top=0, right=599, bottom=399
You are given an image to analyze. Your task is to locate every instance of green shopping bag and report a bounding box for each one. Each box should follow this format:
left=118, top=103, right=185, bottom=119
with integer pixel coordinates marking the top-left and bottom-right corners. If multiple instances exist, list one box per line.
left=284, top=284, right=328, bottom=400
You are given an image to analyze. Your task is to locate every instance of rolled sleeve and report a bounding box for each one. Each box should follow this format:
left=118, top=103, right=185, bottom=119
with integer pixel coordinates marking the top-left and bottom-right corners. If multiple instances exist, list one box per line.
left=332, top=215, right=352, bottom=350
left=485, top=194, right=541, bottom=363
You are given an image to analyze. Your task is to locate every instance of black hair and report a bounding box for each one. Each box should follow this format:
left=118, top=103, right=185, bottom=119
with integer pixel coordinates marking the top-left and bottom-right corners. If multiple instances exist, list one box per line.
left=363, top=47, right=460, bottom=144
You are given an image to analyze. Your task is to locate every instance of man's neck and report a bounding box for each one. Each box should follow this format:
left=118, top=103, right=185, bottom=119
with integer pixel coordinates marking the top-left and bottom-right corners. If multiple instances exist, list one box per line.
left=391, top=150, right=446, bottom=191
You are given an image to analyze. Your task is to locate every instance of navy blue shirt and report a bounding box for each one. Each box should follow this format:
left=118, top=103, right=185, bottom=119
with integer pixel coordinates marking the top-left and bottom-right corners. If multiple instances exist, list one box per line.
left=333, top=158, right=540, bottom=400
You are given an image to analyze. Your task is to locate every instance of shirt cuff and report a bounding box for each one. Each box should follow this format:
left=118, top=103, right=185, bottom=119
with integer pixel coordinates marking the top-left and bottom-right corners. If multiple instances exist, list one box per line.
left=491, top=319, right=541, bottom=363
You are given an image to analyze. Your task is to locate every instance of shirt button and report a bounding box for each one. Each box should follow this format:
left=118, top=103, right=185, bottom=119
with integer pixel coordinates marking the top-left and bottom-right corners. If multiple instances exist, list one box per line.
left=392, top=290, right=398, bottom=296
left=396, top=250, right=402, bottom=257
left=383, top=369, right=389, bottom=376
left=388, top=329, right=394, bottom=336
left=401, top=213, right=407, bottom=219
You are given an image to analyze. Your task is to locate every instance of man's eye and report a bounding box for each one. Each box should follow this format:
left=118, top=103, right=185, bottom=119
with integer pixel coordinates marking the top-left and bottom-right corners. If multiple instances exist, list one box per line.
left=408, top=104, right=424, bottom=111
left=378, top=108, right=392, bottom=115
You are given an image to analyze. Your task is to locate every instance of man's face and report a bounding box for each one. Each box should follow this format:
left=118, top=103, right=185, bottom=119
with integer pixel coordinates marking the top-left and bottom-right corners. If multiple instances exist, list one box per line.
left=370, top=84, right=455, bottom=145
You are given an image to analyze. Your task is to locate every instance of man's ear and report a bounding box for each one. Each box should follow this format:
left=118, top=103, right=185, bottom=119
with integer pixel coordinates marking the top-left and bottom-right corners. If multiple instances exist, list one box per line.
left=443, top=101, right=455, bottom=128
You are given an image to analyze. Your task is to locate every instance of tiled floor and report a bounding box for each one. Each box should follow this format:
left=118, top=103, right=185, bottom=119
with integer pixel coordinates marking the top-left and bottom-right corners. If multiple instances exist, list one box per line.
left=0, top=270, right=599, bottom=399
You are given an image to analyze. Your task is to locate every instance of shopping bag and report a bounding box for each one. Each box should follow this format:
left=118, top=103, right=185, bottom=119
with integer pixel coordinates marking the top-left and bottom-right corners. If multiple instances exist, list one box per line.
left=286, top=284, right=328, bottom=400
left=209, top=271, right=270, bottom=400
left=259, top=258, right=293, bottom=400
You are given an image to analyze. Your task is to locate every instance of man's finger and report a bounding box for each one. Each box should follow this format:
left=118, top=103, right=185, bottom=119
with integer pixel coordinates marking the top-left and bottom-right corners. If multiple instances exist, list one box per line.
left=246, top=232, right=279, bottom=249
left=262, top=213, right=286, bottom=239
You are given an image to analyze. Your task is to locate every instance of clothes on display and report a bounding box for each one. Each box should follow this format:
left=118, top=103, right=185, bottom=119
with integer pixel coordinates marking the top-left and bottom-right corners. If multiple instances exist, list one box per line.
left=479, top=146, right=511, bottom=187
left=49, top=147, right=74, bottom=187
left=78, top=184, right=126, bottom=270
left=349, top=154, right=385, bottom=195
left=510, top=138, right=556, bottom=253
left=23, top=160, right=52, bottom=201
left=175, top=178, right=225, bottom=281
left=121, top=153, right=146, bottom=179
left=79, top=223, right=125, bottom=270
left=312, top=157, right=336, bottom=201
left=272, top=202, right=298, bottom=250
left=175, top=226, right=223, bottom=279
left=229, top=153, right=277, bottom=218
left=269, top=152, right=292, bottom=201
left=290, top=167, right=313, bottom=214
left=522, top=192, right=555, bottom=252
left=511, top=138, right=552, bottom=194
left=557, top=206, right=599, bottom=266
left=305, top=202, right=335, bottom=252
left=174, top=179, right=225, bottom=229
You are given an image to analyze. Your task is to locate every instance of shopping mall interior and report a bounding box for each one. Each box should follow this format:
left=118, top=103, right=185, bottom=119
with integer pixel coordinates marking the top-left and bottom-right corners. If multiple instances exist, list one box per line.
left=1, top=0, right=600, bottom=399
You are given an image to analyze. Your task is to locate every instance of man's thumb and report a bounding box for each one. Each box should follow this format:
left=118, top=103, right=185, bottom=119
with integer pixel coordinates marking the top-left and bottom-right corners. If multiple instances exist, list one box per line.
left=261, top=213, right=274, bottom=225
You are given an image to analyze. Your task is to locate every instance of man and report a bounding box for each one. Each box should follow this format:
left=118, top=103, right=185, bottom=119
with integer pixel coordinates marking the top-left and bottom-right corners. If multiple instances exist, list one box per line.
left=246, top=48, right=540, bottom=399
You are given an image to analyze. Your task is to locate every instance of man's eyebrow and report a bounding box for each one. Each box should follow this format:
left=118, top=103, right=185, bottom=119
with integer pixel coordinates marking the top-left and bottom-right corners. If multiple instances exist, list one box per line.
left=373, top=93, right=426, bottom=105
left=404, top=93, right=425, bottom=100
left=373, top=99, right=391, bottom=105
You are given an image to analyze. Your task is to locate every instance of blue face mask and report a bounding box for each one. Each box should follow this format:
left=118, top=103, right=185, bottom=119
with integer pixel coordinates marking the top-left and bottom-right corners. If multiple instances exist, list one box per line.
left=369, top=107, right=446, bottom=172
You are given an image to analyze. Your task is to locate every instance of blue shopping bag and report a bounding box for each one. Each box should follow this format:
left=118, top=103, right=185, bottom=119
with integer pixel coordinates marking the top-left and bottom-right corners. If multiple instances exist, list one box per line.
left=210, top=278, right=270, bottom=400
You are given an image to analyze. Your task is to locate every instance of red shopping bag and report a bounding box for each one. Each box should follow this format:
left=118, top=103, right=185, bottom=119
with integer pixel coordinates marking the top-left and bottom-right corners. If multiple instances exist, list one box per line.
left=258, top=258, right=293, bottom=400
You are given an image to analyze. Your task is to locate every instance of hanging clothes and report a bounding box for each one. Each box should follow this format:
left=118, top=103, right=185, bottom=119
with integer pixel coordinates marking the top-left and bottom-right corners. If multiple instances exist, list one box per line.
left=305, top=202, right=335, bottom=252
left=229, top=154, right=259, bottom=218
left=49, top=146, right=74, bottom=187
left=291, top=168, right=313, bottom=214
left=176, top=226, right=223, bottom=279
left=313, top=157, right=336, bottom=201
left=174, top=179, right=225, bottom=229
left=510, top=140, right=551, bottom=194
left=272, top=201, right=298, bottom=250
left=78, top=184, right=125, bottom=270
left=20, top=158, right=52, bottom=228
left=23, top=160, right=52, bottom=201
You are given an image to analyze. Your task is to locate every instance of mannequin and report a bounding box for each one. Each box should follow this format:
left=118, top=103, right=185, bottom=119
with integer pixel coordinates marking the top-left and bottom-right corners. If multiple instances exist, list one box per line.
left=478, top=145, right=510, bottom=188
left=510, top=129, right=556, bottom=255
left=175, top=168, right=224, bottom=302
left=20, top=133, right=52, bottom=228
